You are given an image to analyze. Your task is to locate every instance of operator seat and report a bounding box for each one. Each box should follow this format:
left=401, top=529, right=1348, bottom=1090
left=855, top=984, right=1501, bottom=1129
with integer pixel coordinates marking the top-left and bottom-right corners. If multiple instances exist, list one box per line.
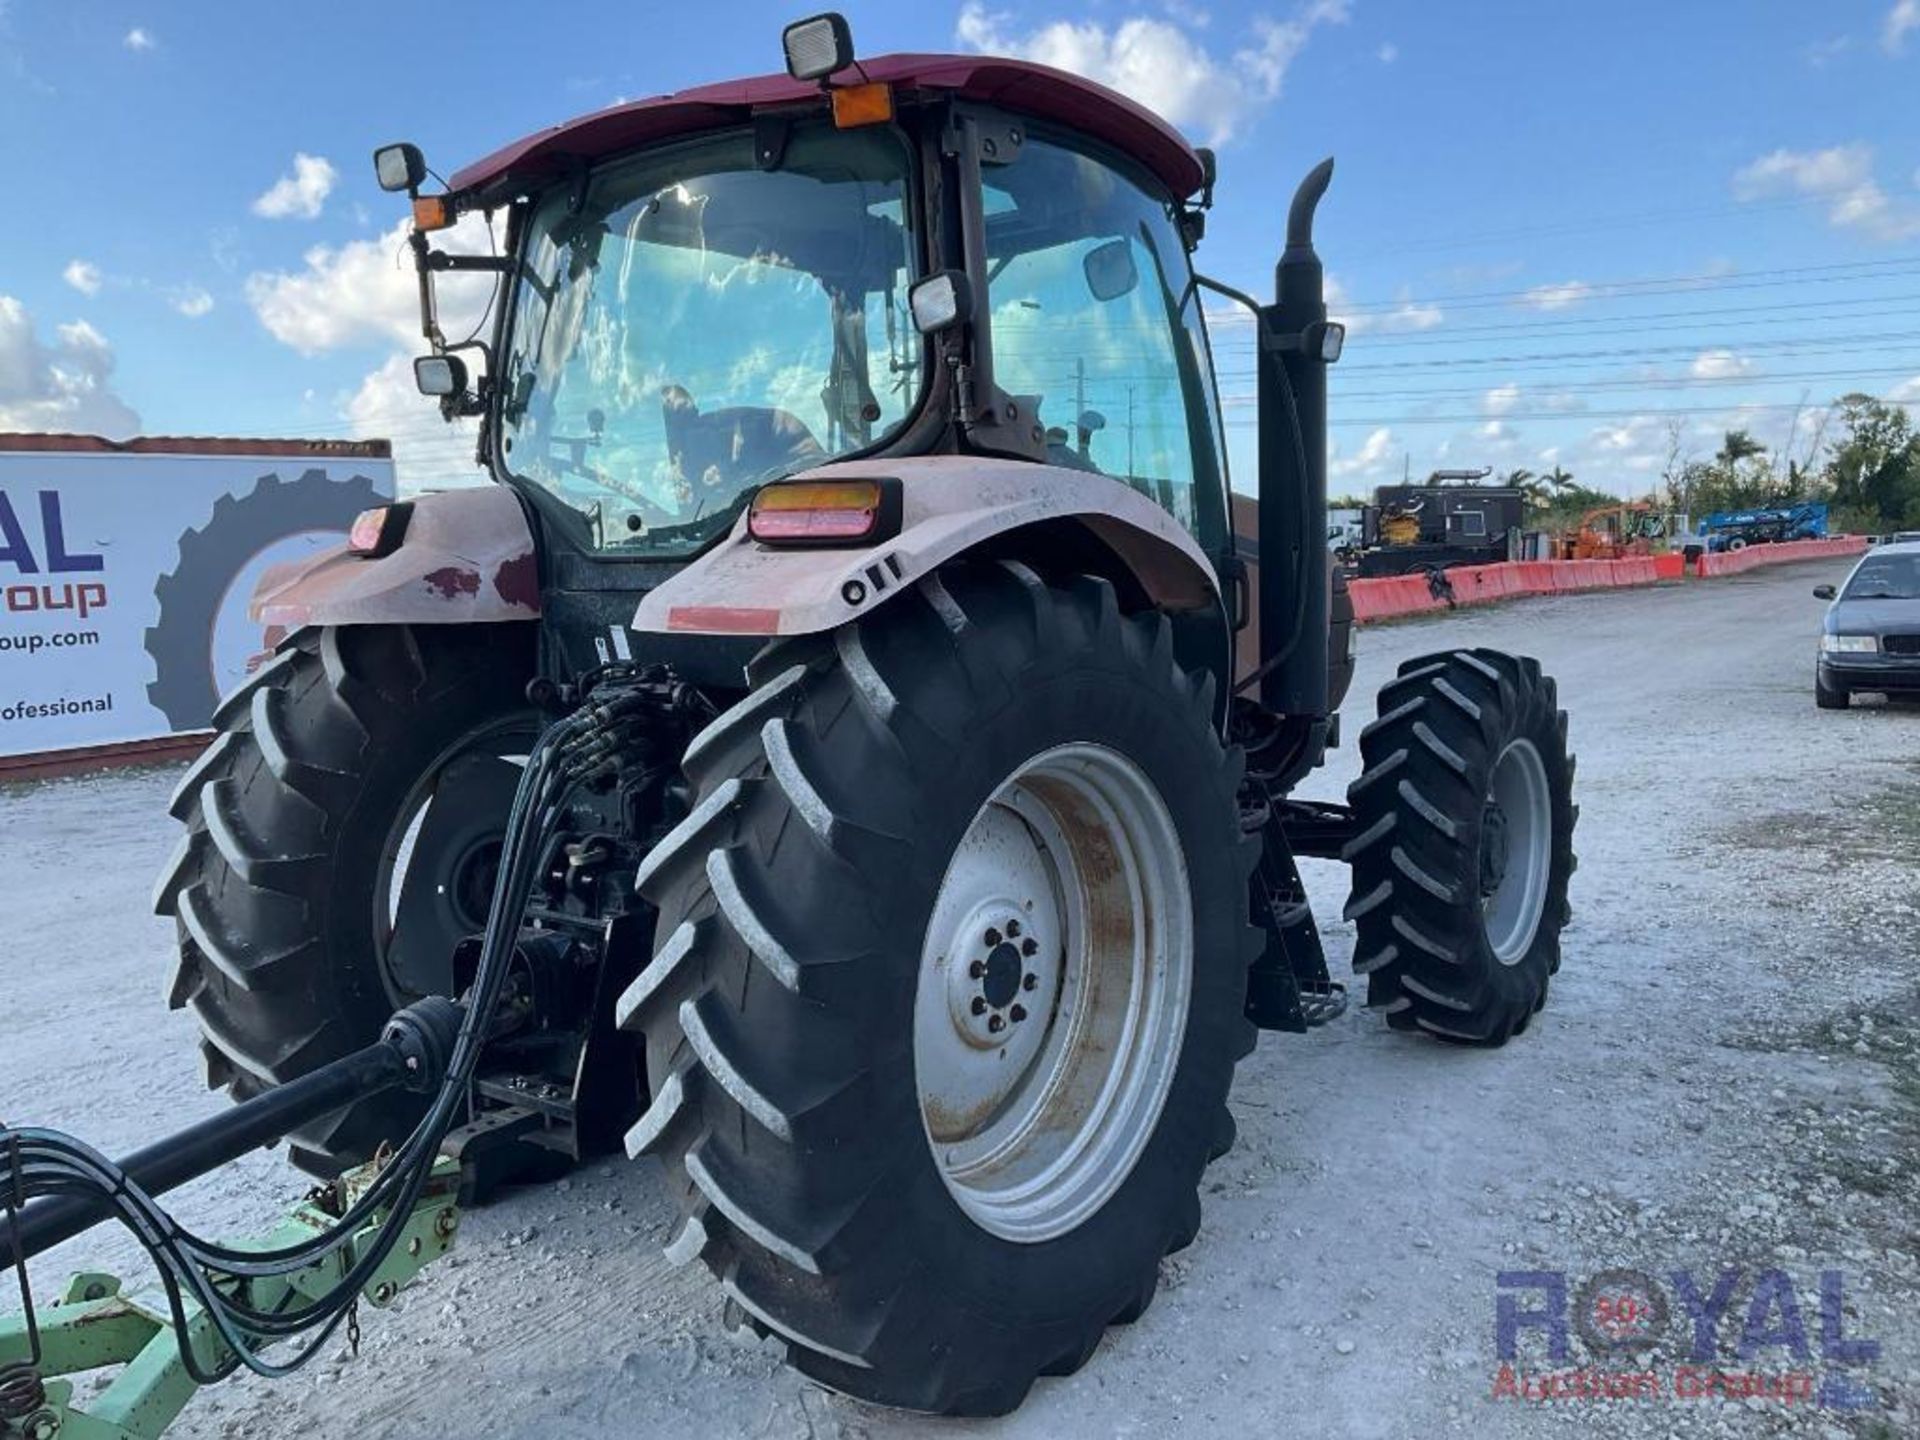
left=661, top=385, right=826, bottom=497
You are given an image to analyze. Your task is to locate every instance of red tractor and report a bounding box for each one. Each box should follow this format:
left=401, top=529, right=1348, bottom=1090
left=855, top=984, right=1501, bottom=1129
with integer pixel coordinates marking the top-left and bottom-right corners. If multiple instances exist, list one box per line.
left=132, top=15, right=1575, bottom=1414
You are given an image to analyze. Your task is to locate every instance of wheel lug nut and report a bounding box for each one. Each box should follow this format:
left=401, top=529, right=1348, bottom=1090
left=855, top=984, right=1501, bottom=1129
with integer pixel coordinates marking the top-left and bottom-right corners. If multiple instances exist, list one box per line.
left=970, top=997, right=987, bottom=1015
left=985, top=927, right=1002, bottom=947
left=1006, top=919, right=1021, bottom=938
left=1020, top=938, right=1038, bottom=957
left=968, top=960, right=986, bottom=979
left=1021, top=972, right=1037, bottom=991
left=988, top=1014, right=1006, bottom=1033
left=1010, top=1005, right=1027, bottom=1023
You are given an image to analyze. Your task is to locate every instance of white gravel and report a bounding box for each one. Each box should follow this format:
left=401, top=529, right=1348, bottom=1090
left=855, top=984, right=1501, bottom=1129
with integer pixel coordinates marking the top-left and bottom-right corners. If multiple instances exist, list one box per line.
left=4, top=557, right=1915, bottom=1439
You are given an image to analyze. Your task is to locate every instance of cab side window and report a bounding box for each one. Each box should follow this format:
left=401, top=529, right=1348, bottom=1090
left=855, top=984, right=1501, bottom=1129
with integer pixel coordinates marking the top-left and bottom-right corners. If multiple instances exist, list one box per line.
left=983, top=138, right=1222, bottom=541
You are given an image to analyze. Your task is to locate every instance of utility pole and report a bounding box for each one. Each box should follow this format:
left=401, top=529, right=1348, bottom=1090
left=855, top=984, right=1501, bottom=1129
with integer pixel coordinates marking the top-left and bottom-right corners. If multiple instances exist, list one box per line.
left=1074, top=358, right=1087, bottom=460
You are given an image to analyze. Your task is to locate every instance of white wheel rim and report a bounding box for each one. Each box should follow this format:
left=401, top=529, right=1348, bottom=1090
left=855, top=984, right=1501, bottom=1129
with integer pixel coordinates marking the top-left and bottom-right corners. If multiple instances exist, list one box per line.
left=914, top=743, right=1192, bottom=1243
left=1481, top=738, right=1552, bottom=965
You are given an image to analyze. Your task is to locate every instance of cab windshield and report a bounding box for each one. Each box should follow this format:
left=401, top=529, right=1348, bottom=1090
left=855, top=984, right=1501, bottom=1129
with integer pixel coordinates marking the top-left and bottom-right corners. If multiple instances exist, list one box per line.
left=497, top=125, right=921, bottom=554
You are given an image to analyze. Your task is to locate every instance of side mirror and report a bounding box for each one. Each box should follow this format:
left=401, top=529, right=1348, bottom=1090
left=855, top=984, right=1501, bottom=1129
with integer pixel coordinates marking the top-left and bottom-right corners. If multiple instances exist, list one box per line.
left=374, top=143, right=427, bottom=194
left=1083, top=239, right=1139, bottom=302
left=909, top=270, right=972, bottom=334
left=1813, top=584, right=1837, bottom=600
left=414, top=353, right=468, bottom=398
left=782, top=12, right=854, bottom=82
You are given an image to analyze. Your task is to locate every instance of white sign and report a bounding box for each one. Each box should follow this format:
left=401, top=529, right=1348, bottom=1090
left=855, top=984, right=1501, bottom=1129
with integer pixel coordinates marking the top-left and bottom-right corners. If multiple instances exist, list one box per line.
left=0, top=446, right=394, bottom=757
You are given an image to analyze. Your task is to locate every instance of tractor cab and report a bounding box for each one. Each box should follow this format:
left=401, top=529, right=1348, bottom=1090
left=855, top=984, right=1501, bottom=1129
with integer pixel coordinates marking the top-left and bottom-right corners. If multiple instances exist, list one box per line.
left=373, top=20, right=1250, bottom=667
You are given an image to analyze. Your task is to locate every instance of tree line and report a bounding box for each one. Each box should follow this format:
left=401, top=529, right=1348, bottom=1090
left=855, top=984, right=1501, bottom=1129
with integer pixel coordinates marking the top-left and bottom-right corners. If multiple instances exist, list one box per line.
left=1331, top=394, right=1920, bottom=535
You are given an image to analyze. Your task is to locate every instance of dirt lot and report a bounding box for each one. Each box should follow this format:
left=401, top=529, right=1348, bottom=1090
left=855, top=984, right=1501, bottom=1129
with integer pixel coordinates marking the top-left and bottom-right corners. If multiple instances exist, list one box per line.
left=5, top=557, right=1916, bottom=1439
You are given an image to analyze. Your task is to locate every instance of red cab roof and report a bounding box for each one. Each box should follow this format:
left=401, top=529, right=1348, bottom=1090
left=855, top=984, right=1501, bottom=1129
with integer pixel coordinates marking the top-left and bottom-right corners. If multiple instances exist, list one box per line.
left=448, top=53, right=1205, bottom=202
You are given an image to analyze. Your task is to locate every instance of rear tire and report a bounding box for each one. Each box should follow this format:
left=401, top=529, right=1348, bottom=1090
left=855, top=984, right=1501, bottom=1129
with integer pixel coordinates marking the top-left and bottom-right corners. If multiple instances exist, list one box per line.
left=1343, top=649, right=1576, bottom=1044
left=619, top=562, right=1258, bottom=1415
left=154, top=623, right=537, bottom=1171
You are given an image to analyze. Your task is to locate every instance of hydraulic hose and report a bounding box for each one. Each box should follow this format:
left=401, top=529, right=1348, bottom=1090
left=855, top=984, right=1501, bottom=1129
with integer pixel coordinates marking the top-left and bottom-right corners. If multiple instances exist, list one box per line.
left=0, top=668, right=650, bottom=1382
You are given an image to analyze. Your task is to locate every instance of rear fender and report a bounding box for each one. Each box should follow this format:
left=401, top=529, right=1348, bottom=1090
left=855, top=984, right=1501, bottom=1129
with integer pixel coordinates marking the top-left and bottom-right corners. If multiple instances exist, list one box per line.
left=632, top=457, right=1220, bottom=638
left=251, top=485, right=541, bottom=627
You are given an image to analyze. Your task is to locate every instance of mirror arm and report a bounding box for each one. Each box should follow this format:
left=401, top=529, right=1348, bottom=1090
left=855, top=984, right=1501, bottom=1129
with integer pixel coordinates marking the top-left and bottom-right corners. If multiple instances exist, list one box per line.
left=426, top=252, right=512, bottom=273
left=408, top=228, right=444, bottom=349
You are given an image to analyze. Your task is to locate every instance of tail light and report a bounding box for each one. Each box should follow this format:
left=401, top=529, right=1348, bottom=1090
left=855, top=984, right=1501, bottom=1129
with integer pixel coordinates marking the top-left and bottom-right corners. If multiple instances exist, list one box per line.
left=348, top=503, right=413, bottom=558
left=748, top=477, right=900, bottom=546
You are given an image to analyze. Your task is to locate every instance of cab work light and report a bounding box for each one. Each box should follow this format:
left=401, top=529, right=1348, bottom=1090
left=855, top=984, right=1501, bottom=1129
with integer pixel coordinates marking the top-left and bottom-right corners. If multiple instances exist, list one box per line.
left=348, top=503, right=413, bottom=558
left=748, top=477, right=901, bottom=546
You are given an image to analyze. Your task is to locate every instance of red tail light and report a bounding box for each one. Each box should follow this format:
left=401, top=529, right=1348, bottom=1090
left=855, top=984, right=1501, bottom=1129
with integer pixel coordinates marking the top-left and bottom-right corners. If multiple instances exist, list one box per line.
left=748, top=478, right=900, bottom=547
left=348, top=503, right=412, bottom=558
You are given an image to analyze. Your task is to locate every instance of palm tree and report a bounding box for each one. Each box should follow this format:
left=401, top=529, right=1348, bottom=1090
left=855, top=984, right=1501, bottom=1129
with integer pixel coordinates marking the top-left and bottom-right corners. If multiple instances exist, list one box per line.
left=1716, top=429, right=1766, bottom=467
left=1502, top=467, right=1557, bottom=510
left=1540, top=464, right=1575, bottom=495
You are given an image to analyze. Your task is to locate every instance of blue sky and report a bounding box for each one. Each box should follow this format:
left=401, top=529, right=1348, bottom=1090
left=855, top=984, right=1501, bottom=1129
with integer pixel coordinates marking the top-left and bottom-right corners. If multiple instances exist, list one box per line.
left=3, top=0, right=1918, bottom=497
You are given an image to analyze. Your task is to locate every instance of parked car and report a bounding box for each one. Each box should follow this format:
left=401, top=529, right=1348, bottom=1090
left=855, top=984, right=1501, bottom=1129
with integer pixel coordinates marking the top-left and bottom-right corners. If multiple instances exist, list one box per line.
left=1814, top=539, right=1920, bottom=708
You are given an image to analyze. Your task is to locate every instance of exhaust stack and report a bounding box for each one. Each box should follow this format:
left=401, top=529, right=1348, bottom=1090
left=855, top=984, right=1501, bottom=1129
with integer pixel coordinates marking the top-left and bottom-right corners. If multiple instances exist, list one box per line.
left=1258, top=158, right=1336, bottom=720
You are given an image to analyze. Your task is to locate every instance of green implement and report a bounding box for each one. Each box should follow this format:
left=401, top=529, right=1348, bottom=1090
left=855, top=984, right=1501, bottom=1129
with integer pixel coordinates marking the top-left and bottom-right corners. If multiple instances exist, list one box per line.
left=0, top=1157, right=460, bottom=1440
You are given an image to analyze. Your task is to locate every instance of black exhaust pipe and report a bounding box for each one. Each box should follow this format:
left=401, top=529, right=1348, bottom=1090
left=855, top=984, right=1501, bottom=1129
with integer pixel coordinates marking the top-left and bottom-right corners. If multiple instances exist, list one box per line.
left=1258, top=158, right=1334, bottom=721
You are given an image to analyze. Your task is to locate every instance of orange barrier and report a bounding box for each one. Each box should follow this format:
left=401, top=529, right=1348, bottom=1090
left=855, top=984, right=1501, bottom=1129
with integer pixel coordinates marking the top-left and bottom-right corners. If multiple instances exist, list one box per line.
left=1696, top=534, right=1867, bottom=577
left=1350, top=550, right=1689, bottom=624
left=1348, top=572, right=1448, bottom=622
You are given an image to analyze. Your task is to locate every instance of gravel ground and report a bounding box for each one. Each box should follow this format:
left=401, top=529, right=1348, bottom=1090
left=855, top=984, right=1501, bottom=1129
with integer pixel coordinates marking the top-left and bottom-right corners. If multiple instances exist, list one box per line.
left=4, top=557, right=1915, bottom=1439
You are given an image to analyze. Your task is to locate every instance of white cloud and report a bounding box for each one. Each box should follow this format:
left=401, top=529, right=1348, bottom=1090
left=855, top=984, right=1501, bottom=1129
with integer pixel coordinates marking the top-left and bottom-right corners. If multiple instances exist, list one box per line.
left=248, top=216, right=496, bottom=490
left=1484, top=383, right=1521, bottom=416
left=169, top=287, right=214, bottom=319
left=251, top=153, right=339, bottom=221
left=0, top=296, right=140, bottom=437
left=123, top=27, right=155, bottom=51
left=1377, top=41, right=1398, bottom=63
left=1331, top=425, right=1394, bottom=478
left=955, top=0, right=1349, bottom=145
left=344, top=352, right=487, bottom=493
left=1732, top=143, right=1920, bottom=240
left=1805, top=34, right=1851, bottom=67
left=1886, top=0, right=1919, bottom=53
left=1889, top=373, right=1920, bottom=403
left=1689, top=348, right=1752, bottom=380
left=1591, top=414, right=1667, bottom=460
left=1520, top=280, right=1593, bottom=311
left=245, top=216, right=492, bottom=355
left=1325, top=274, right=1444, bottom=335
left=62, top=259, right=101, bottom=296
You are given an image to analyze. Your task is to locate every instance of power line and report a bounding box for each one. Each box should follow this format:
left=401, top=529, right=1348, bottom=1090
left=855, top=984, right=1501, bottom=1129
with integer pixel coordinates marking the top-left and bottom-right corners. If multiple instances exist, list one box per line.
left=1332, top=189, right=1851, bottom=263
left=1302, top=365, right=1920, bottom=406
left=1328, top=255, right=1920, bottom=314
left=1220, top=328, right=1920, bottom=377
left=1206, top=295, right=1920, bottom=350
left=1224, top=397, right=1892, bottom=429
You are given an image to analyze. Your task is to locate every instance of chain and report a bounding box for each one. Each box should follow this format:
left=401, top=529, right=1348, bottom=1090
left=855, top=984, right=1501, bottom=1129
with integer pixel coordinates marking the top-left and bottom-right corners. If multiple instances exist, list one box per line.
left=347, top=1298, right=362, bottom=1358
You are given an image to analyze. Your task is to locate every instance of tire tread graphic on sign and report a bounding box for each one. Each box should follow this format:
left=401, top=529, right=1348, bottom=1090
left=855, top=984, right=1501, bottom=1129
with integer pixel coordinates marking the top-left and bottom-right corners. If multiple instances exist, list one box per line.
left=144, top=468, right=383, bottom=729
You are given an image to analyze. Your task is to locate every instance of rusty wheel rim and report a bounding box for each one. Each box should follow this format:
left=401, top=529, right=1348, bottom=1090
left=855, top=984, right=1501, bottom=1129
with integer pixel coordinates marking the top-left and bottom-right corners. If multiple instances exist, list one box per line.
left=913, top=743, right=1192, bottom=1243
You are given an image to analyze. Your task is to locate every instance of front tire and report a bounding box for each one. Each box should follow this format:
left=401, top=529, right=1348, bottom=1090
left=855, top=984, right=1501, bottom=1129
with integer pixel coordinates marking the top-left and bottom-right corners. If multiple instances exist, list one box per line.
left=1815, top=669, right=1850, bottom=709
left=1343, top=649, right=1576, bottom=1043
left=619, top=563, right=1258, bottom=1414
